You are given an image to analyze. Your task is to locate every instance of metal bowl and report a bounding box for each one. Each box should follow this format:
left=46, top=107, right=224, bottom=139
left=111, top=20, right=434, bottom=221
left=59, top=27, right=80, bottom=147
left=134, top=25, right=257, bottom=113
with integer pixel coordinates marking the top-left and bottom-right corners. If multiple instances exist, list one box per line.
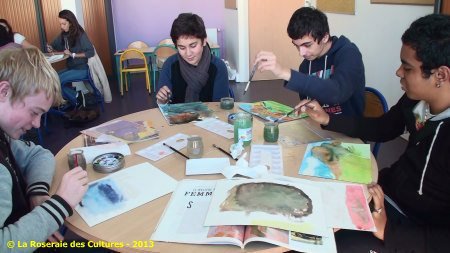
left=92, top=152, right=125, bottom=173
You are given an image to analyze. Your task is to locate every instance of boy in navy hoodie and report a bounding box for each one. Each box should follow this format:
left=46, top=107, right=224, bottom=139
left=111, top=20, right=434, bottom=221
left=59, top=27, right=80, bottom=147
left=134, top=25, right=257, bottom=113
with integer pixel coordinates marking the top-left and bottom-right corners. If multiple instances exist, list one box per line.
left=255, top=7, right=365, bottom=116
left=297, top=14, right=450, bottom=252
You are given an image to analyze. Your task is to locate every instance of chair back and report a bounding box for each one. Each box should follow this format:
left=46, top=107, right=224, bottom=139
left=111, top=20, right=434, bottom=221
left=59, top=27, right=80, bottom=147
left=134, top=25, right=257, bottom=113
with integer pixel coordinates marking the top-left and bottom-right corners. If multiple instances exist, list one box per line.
left=128, top=40, right=149, bottom=49
left=153, top=44, right=178, bottom=69
left=364, top=87, right=388, bottom=157
left=158, top=38, right=174, bottom=45
left=120, top=48, right=147, bottom=65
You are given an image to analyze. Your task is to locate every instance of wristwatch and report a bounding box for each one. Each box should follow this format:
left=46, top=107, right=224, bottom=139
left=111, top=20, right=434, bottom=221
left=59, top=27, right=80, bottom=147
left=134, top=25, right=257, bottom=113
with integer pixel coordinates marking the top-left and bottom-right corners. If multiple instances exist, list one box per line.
left=72, top=53, right=76, bottom=58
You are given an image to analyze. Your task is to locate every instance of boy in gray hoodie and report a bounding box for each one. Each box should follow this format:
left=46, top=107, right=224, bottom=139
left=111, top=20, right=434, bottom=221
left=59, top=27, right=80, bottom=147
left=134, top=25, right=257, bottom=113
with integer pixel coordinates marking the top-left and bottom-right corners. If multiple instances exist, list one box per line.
left=0, top=48, right=88, bottom=253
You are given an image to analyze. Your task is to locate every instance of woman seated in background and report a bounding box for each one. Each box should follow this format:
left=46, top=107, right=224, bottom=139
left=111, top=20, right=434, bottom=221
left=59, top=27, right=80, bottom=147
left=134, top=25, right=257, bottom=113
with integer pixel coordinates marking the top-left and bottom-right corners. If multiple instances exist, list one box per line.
left=0, top=19, right=34, bottom=48
left=47, top=9, right=95, bottom=106
left=156, top=13, right=229, bottom=104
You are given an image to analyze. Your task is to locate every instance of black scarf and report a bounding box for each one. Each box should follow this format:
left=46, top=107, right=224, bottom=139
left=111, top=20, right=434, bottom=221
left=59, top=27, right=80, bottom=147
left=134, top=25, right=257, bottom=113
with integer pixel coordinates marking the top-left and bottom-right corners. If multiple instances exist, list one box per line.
left=178, top=45, right=211, bottom=102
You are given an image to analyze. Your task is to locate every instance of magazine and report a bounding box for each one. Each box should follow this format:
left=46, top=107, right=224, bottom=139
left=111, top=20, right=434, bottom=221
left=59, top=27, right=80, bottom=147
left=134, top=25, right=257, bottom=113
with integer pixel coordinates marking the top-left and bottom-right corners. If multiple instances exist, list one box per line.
left=239, top=100, right=307, bottom=123
left=299, top=140, right=373, bottom=184
left=81, top=119, right=158, bottom=144
left=158, top=102, right=213, bottom=125
left=151, top=179, right=337, bottom=252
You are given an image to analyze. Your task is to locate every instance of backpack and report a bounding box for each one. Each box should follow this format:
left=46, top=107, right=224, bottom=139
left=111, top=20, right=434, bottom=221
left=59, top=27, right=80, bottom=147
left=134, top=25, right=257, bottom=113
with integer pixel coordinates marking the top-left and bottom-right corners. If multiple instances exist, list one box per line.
left=63, top=91, right=99, bottom=126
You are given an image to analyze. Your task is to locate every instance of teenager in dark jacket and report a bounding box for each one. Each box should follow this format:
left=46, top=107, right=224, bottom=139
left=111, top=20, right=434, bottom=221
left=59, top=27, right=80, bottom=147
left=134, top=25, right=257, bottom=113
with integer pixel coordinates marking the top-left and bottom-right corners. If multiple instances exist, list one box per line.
left=156, top=13, right=229, bottom=104
left=295, top=14, right=450, bottom=253
left=255, top=7, right=365, bottom=116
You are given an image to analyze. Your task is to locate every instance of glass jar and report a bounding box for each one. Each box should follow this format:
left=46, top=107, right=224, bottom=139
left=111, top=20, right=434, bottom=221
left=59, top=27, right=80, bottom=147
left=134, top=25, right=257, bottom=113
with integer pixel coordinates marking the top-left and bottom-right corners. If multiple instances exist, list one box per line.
left=186, top=135, right=204, bottom=159
left=234, top=112, right=253, bottom=146
left=67, top=149, right=87, bottom=170
left=220, top=97, right=235, bottom=110
left=264, top=122, right=279, bottom=143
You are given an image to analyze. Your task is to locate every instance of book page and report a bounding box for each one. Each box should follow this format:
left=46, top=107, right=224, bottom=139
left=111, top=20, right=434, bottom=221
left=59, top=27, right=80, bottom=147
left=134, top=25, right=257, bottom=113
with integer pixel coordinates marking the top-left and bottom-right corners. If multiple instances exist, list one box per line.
left=151, top=180, right=245, bottom=247
left=204, top=178, right=328, bottom=236
left=243, top=226, right=337, bottom=253
left=299, top=140, right=372, bottom=184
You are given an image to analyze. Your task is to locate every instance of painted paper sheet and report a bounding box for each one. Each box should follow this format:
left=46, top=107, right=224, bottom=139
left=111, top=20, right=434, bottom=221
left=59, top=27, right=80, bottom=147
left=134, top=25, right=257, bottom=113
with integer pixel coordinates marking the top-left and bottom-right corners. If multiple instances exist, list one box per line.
left=239, top=101, right=307, bottom=123
left=82, top=120, right=158, bottom=143
left=136, top=133, right=189, bottom=161
left=76, top=162, right=177, bottom=226
left=204, top=179, right=328, bottom=236
left=299, top=141, right=372, bottom=184
left=158, top=102, right=213, bottom=125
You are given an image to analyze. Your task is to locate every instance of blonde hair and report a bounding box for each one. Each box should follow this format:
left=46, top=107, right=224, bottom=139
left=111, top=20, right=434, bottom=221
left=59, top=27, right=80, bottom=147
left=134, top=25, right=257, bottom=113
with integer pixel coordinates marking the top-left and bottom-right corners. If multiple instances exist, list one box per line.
left=0, top=47, right=62, bottom=106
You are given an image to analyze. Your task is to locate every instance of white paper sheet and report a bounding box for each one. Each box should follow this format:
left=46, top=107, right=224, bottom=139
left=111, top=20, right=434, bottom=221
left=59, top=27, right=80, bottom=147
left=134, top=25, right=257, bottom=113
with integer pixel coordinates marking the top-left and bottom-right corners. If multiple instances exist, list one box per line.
left=76, top=162, right=178, bottom=227
left=194, top=118, right=234, bottom=139
left=136, top=133, right=189, bottom=161
left=249, top=145, right=284, bottom=175
left=186, top=158, right=230, bottom=175
left=70, top=142, right=131, bottom=163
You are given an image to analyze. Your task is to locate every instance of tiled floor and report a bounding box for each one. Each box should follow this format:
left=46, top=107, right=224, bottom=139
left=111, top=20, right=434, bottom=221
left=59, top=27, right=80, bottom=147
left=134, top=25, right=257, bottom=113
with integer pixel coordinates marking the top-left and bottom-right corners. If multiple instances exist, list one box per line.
left=34, top=75, right=406, bottom=170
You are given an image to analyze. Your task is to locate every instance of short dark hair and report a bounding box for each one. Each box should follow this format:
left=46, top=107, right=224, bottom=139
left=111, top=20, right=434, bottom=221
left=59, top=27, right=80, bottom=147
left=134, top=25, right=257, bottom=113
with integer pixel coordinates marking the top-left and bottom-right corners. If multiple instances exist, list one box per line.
left=170, top=13, right=207, bottom=45
left=401, top=14, right=450, bottom=78
left=0, top=25, right=14, bottom=47
left=287, top=7, right=329, bottom=42
left=0, top=19, right=14, bottom=39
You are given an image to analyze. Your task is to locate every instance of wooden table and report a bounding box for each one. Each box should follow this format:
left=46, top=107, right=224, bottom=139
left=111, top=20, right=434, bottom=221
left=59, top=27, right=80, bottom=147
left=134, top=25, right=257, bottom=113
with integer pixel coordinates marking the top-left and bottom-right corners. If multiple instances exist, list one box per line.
left=51, top=103, right=378, bottom=253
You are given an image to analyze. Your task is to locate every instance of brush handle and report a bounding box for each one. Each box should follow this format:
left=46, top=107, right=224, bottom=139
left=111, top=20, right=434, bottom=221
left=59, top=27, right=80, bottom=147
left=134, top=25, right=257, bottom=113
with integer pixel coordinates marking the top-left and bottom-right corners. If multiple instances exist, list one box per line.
left=163, top=143, right=190, bottom=159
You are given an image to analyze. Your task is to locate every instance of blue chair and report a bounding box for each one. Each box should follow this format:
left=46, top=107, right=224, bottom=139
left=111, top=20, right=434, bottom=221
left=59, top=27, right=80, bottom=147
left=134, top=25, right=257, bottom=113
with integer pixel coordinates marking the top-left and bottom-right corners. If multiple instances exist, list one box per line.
left=61, top=69, right=105, bottom=112
left=228, top=86, right=235, bottom=99
left=364, top=87, right=388, bottom=157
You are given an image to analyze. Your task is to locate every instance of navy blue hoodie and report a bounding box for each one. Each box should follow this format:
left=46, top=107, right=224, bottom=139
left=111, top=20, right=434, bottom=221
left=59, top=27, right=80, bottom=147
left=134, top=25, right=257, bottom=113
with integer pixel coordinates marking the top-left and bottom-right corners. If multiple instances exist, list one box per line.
left=285, top=36, right=365, bottom=116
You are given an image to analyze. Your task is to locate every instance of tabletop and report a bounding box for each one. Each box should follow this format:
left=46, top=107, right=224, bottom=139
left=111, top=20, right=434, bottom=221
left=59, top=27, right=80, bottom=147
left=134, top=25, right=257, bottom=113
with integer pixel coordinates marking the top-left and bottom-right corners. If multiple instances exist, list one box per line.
left=50, top=102, right=378, bottom=253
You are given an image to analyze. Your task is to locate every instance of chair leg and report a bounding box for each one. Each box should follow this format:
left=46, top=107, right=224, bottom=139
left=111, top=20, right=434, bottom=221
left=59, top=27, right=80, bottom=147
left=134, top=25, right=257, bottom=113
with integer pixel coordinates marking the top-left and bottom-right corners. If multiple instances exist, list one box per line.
left=145, top=70, right=151, bottom=94
left=120, top=72, right=124, bottom=96
left=125, top=73, right=129, bottom=92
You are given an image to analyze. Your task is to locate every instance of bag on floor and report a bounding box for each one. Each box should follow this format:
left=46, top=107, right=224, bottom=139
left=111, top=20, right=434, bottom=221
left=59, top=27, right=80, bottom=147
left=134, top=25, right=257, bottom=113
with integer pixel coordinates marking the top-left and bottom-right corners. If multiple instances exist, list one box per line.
left=63, top=91, right=99, bottom=126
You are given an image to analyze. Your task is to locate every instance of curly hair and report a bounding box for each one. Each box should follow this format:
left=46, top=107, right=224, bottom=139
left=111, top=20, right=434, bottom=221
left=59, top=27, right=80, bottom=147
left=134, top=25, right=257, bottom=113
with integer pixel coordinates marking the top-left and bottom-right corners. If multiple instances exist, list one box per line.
left=287, top=7, right=329, bottom=42
left=401, top=14, right=450, bottom=78
left=58, top=9, right=85, bottom=48
left=170, top=13, right=207, bottom=45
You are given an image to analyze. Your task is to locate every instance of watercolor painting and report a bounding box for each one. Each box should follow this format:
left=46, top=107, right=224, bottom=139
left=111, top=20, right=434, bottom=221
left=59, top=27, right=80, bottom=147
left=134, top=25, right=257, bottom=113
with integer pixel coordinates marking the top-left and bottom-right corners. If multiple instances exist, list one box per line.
left=299, top=141, right=372, bottom=184
left=82, top=179, right=126, bottom=215
left=245, top=226, right=289, bottom=244
left=239, top=101, right=307, bottom=123
left=159, top=102, right=213, bottom=124
left=220, top=182, right=313, bottom=219
left=205, top=179, right=327, bottom=236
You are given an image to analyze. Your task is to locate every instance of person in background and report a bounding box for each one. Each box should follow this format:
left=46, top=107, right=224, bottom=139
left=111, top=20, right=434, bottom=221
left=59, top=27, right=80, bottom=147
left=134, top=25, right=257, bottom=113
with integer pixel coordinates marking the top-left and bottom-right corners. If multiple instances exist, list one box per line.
left=0, top=25, right=21, bottom=50
left=47, top=9, right=95, bottom=106
left=255, top=7, right=365, bottom=116
left=296, top=14, right=450, bottom=252
left=0, top=48, right=88, bottom=253
left=156, top=13, right=229, bottom=104
left=0, top=19, right=35, bottom=48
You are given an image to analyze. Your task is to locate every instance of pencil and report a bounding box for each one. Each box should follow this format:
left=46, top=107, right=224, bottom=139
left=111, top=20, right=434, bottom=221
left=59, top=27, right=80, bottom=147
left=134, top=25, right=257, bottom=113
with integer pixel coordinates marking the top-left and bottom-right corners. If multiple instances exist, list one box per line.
left=213, top=144, right=238, bottom=161
left=163, top=143, right=190, bottom=159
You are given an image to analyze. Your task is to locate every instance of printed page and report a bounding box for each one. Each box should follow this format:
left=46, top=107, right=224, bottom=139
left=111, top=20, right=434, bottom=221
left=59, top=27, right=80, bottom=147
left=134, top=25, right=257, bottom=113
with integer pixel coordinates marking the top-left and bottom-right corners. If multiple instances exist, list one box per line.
left=151, top=179, right=245, bottom=247
left=75, top=163, right=177, bottom=227
left=243, top=226, right=337, bottom=253
left=299, top=140, right=372, bottom=184
left=194, top=118, right=234, bottom=139
left=204, top=178, right=328, bottom=236
left=249, top=145, right=284, bottom=175
left=136, top=133, right=189, bottom=161
left=81, top=119, right=158, bottom=143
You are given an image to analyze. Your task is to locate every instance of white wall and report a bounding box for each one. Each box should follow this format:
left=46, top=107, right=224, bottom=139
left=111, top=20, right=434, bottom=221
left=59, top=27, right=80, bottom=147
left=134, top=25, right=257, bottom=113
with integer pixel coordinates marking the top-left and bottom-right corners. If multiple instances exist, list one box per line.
left=314, top=1, right=433, bottom=107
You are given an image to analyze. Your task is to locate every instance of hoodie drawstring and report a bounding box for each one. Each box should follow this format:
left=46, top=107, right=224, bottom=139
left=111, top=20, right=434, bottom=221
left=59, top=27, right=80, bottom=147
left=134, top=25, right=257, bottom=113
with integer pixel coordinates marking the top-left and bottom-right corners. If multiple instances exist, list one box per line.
left=417, top=121, right=443, bottom=195
left=322, top=55, right=328, bottom=79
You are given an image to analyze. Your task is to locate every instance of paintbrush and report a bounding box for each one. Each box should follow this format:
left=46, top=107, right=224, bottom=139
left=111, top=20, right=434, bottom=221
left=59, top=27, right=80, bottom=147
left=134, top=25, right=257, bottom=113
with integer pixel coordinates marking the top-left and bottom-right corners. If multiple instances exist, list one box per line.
left=243, top=59, right=267, bottom=95
left=213, top=144, right=238, bottom=161
left=163, top=143, right=190, bottom=159
left=275, top=99, right=316, bottom=122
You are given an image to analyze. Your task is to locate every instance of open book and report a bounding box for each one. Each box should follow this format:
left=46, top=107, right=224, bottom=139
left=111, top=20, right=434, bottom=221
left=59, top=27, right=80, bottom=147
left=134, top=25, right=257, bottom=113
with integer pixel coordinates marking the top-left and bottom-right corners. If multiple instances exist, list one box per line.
left=151, top=179, right=337, bottom=252
left=158, top=102, right=213, bottom=125
left=239, top=100, right=307, bottom=123
left=299, top=140, right=372, bottom=184
left=81, top=119, right=158, bottom=144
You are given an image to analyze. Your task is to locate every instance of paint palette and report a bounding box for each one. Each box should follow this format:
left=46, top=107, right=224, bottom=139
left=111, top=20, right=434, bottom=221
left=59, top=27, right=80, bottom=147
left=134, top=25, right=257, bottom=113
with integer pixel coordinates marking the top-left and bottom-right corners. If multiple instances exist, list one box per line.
left=92, top=153, right=125, bottom=173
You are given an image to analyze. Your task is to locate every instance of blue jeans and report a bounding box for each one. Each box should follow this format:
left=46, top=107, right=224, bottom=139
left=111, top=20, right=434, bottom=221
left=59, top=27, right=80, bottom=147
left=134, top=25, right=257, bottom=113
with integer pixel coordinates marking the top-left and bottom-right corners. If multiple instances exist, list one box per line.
left=58, top=68, right=88, bottom=105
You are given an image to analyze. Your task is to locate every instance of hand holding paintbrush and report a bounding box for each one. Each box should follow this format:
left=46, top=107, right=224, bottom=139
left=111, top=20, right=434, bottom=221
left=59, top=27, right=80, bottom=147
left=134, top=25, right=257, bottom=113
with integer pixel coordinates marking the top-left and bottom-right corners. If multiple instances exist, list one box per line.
left=275, top=99, right=316, bottom=122
left=243, top=59, right=267, bottom=95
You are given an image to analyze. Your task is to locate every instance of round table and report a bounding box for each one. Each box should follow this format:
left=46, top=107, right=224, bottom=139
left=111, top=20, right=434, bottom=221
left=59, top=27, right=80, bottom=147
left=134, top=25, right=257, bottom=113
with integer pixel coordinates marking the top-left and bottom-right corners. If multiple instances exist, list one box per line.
left=51, top=102, right=378, bottom=253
